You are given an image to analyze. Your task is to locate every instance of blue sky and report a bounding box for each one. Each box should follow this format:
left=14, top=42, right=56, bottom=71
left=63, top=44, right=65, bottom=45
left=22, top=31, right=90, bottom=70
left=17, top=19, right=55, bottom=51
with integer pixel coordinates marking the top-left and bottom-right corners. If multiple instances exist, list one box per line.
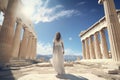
left=0, top=0, right=120, bottom=55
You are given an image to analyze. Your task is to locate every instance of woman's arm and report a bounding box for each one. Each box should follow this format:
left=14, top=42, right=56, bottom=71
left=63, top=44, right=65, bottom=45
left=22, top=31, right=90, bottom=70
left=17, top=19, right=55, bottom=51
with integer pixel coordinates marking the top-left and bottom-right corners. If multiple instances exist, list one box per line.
left=61, top=41, right=64, bottom=54
left=53, top=42, right=55, bottom=54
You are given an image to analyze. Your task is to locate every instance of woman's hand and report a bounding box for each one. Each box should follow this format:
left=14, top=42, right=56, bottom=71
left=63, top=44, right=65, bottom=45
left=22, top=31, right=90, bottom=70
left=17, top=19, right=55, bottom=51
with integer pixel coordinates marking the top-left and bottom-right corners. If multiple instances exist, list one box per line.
left=63, top=50, right=64, bottom=54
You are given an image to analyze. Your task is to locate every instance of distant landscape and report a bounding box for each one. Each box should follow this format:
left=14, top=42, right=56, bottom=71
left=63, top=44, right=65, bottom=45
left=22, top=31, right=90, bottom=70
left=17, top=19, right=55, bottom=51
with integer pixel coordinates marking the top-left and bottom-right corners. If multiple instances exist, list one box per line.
left=36, top=54, right=82, bottom=62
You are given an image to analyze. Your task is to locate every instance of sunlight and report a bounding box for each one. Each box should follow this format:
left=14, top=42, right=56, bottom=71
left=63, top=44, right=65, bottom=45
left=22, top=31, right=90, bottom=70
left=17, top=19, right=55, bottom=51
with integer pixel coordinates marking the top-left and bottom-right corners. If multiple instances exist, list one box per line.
left=20, top=0, right=43, bottom=19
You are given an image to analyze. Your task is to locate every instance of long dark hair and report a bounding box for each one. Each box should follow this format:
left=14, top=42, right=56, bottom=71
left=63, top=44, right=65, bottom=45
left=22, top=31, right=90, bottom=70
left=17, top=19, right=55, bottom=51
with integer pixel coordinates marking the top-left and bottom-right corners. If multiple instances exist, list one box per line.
left=55, top=32, right=61, bottom=42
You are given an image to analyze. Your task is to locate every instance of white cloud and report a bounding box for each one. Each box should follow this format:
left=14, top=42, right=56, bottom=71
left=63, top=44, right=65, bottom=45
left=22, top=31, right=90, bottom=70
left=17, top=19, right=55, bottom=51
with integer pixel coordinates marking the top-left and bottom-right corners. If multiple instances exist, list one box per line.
left=0, top=0, right=80, bottom=25
left=21, top=0, right=80, bottom=24
left=69, top=37, right=72, bottom=41
left=20, top=0, right=42, bottom=20
left=34, top=9, right=79, bottom=23
left=37, top=41, right=81, bottom=55
left=37, top=41, right=52, bottom=55
left=76, top=1, right=86, bottom=6
left=90, top=9, right=97, bottom=12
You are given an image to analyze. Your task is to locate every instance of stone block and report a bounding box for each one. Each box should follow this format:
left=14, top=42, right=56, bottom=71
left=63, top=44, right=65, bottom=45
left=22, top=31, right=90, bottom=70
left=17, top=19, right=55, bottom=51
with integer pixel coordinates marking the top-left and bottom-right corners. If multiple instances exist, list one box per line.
left=106, top=69, right=118, bottom=74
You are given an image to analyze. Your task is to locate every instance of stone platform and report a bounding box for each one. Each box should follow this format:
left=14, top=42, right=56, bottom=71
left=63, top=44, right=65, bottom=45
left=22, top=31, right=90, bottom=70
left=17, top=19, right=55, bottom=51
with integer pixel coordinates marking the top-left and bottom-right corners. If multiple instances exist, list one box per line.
left=0, top=60, right=120, bottom=80
left=18, top=73, right=105, bottom=80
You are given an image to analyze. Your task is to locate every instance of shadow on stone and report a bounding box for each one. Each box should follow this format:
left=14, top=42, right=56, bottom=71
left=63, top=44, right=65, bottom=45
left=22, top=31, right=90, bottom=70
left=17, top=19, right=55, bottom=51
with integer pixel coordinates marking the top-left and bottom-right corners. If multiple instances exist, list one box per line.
left=0, top=65, right=15, bottom=80
left=56, top=74, right=88, bottom=80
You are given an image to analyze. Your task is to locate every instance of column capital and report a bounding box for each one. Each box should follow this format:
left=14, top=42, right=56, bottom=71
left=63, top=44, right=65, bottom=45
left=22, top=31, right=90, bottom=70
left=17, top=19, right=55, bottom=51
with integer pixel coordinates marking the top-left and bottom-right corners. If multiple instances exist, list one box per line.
left=100, top=28, right=105, bottom=32
left=82, top=39, right=85, bottom=42
left=23, top=27, right=28, bottom=31
left=23, top=24, right=28, bottom=28
left=16, top=18, right=22, bottom=24
left=85, top=37, right=89, bottom=40
left=94, top=31, right=99, bottom=35
left=89, top=35, right=93, bottom=38
left=98, top=0, right=105, bottom=4
left=30, top=33, right=34, bottom=38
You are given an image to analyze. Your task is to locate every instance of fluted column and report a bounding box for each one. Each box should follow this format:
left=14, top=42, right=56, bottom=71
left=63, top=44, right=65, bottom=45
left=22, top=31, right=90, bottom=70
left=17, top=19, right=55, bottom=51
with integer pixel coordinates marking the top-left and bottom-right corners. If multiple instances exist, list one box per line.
left=29, top=37, right=35, bottom=59
left=85, top=38, right=90, bottom=59
left=94, top=32, right=102, bottom=59
left=19, top=27, right=29, bottom=59
left=92, top=40, right=96, bottom=58
left=100, top=29, right=109, bottom=59
left=30, top=38, right=37, bottom=60
left=0, top=25, right=2, bottom=31
left=33, top=38, right=37, bottom=59
left=11, top=19, right=22, bottom=58
left=26, top=32, right=33, bottom=59
left=99, top=0, right=120, bottom=61
left=82, top=40, right=86, bottom=59
left=0, top=0, right=18, bottom=64
left=89, top=36, right=96, bottom=59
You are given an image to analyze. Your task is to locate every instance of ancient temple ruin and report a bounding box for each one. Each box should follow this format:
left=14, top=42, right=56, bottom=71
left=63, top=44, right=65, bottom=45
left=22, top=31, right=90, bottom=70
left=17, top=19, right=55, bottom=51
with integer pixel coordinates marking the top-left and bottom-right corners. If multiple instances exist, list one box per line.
left=0, top=0, right=37, bottom=65
left=80, top=0, right=120, bottom=61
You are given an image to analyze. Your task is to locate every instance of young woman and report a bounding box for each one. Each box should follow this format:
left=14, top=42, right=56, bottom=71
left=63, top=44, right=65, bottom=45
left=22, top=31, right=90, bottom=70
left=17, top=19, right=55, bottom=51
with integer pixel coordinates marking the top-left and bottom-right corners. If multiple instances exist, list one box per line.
left=51, top=32, right=65, bottom=75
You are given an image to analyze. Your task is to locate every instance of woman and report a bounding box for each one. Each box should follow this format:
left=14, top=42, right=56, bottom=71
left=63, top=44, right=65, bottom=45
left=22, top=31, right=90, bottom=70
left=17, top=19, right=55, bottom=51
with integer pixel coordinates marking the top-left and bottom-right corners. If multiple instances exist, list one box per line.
left=51, top=32, right=65, bottom=75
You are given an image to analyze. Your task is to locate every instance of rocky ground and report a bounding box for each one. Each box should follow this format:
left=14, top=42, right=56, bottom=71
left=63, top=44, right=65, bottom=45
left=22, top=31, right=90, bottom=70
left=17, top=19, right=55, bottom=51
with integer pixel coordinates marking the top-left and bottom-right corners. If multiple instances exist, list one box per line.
left=0, top=59, right=120, bottom=80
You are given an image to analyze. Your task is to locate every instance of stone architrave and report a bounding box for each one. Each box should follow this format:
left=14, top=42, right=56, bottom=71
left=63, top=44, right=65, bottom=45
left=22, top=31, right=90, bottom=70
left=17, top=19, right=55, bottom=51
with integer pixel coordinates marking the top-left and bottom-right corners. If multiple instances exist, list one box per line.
left=82, top=40, right=86, bottom=59
left=0, top=0, right=18, bottom=64
left=85, top=38, right=90, bottom=59
left=11, top=19, right=22, bottom=58
left=89, top=36, right=96, bottom=59
left=99, top=0, right=120, bottom=61
left=100, top=29, right=109, bottom=59
left=19, top=27, right=29, bottom=59
left=94, top=32, right=102, bottom=59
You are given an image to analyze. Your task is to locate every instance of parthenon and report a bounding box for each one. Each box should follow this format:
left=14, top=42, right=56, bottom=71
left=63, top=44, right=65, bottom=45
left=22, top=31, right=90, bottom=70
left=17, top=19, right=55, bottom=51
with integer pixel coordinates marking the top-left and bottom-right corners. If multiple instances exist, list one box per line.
left=80, top=0, right=120, bottom=61
left=0, top=0, right=37, bottom=66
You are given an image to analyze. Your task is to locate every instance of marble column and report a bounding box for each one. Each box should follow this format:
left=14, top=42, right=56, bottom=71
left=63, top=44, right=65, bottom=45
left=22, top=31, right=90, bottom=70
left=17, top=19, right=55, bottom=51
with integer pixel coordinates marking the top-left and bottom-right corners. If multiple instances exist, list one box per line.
left=100, top=29, right=109, bottom=59
left=85, top=38, right=90, bottom=59
left=30, top=38, right=37, bottom=60
left=29, top=37, right=35, bottom=59
left=82, top=40, right=86, bottom=59
left=89, top=35, right=96, bottom=59
left=19, top=27, right=29, bottom=59
left=92, top=40, right=96, bottom=58
left=94, top=32, right=102, bottom=59
left=0, top=0, right=18, bottom=65
left=11, top=19, right=22, bottom=58
left=26, top=33, right=33, bottom=59
left=33, top=38, right=37, bottom=59
left=0, top=25, right=2, bottom=31
left=99, top=0, right=120, bottom=61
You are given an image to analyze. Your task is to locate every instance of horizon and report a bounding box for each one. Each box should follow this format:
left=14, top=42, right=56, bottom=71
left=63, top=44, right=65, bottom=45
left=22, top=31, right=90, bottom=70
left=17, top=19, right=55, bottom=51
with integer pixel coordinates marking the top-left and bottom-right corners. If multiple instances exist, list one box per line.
left=37, top=54, right=82, bottom=56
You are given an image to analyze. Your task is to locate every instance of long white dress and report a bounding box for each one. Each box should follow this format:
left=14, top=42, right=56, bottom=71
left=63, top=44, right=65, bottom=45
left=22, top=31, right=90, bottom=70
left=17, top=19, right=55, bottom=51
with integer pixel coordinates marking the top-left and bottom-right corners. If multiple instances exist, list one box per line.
left=50, top=39, right=65, bottom=74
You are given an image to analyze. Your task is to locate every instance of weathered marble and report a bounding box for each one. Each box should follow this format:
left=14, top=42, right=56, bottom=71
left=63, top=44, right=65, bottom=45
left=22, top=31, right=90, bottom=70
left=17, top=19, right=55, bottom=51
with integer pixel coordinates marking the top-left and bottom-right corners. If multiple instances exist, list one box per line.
left=0, top=0, right=19, bottom=65
left=99, top=0, right=120, bottom=61
left=12, top=19, right=22, bottom=58
left=19, top=27, right=29, bottom=59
